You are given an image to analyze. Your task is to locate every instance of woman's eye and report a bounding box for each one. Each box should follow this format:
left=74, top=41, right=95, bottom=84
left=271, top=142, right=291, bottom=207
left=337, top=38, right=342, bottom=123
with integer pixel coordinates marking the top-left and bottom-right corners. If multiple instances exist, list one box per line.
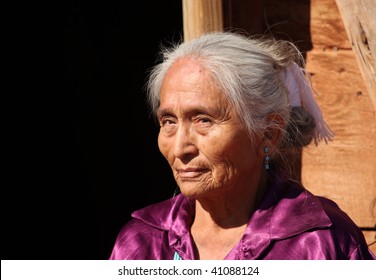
left=199, top=118, right=211, bottom=123
left=195, top=116, right=213, bottom=127
left=160, top=118, right=175, bottom=127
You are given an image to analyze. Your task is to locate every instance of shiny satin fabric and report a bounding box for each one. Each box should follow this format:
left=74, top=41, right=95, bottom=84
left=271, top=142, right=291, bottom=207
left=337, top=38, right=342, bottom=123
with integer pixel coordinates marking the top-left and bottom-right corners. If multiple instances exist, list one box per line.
left=109, top=179, right=376, bottom=260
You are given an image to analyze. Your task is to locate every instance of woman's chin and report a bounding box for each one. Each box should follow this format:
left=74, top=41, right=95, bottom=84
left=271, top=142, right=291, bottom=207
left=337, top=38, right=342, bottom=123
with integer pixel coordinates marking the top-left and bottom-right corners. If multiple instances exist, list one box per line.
left=177, top=181, right=209, bottom=199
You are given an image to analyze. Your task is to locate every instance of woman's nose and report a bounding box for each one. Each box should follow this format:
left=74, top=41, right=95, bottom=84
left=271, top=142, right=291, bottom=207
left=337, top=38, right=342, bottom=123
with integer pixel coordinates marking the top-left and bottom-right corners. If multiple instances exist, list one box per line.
left=172, top=124, right=198, bottom=161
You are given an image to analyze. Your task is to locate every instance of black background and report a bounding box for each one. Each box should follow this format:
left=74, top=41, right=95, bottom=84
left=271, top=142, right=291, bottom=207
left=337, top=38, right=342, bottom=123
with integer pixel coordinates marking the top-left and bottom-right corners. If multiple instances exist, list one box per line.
left=4, top=0, right=183, bottom=260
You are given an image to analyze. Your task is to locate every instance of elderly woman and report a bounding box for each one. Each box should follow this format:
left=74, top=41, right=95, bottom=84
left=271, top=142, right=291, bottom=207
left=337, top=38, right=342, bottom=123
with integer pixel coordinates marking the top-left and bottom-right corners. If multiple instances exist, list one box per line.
left=110, top=32, right=375, bottom=260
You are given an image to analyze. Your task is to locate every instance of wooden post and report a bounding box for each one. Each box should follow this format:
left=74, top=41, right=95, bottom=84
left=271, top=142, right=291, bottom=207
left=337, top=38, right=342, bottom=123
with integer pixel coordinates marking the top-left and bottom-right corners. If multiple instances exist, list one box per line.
left=182, top=0, right=223, bottom=42
left=335, top=0, right=376, bottom=110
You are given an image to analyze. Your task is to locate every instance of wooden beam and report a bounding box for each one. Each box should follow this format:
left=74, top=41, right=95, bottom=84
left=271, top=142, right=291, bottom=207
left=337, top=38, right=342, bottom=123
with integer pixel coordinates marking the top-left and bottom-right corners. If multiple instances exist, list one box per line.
left=335, top=0, right=376, bottom=110
left=182, top=0, right=223, bottom=42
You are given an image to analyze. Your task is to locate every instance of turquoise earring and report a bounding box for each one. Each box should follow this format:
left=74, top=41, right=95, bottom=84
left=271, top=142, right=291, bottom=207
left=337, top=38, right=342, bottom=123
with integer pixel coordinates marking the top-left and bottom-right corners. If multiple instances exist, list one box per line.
left=264, top=147, right=270, bottom=170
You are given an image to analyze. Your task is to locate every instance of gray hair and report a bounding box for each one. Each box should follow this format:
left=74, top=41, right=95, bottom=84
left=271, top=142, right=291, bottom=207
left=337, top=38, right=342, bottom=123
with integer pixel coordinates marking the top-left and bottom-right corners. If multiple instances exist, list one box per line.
left=146, top=31, right=314, bottom=150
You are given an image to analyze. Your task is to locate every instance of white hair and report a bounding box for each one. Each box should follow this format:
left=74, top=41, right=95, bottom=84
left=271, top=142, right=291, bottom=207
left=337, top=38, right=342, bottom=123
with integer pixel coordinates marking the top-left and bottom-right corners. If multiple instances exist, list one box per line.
left=146, top=31, right=313, bottom=149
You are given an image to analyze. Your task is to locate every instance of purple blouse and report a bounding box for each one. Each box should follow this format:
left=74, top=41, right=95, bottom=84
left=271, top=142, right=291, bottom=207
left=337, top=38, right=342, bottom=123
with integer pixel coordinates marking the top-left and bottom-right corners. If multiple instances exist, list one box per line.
left=109, top=179, right=375, bottom=260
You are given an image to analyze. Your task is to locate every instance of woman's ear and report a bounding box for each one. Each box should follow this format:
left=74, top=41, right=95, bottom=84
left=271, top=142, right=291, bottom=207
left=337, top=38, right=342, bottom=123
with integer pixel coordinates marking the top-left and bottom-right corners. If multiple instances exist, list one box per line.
left=262, top=113, right=285, bottom=150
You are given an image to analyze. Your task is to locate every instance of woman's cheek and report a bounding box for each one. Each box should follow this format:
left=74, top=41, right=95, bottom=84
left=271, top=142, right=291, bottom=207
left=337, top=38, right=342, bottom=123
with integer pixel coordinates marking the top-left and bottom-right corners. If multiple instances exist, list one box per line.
left=157, top=134, right=169, bottom=159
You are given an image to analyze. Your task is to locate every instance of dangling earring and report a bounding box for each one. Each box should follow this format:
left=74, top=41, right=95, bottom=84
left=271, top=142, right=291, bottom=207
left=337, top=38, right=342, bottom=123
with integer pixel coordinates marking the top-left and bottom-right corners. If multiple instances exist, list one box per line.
left=264, top=147, right=270, bottom=170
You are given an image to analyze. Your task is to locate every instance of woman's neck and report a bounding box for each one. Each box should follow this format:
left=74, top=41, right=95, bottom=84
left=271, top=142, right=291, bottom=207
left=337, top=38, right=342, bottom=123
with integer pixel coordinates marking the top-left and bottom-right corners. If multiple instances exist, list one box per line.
left=190, top=174, right=268, bottom=259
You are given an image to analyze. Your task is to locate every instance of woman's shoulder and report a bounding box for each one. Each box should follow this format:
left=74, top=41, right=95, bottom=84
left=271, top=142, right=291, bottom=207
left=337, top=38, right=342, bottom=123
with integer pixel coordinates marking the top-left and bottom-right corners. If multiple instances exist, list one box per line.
left=109, top=218, right=169, bottom=260
left=296, top=184, right=375, bottom=259
left=282, top=180, right=362, bottom=232
left=130, top=193, right=193, bottom=229
left=115, top=194, right=187, bottom=238
left=286, top=180, right=363, bottom=233
left=109, top=193, right=194, bottom=260
left=270, top=180, right=375, bottom=259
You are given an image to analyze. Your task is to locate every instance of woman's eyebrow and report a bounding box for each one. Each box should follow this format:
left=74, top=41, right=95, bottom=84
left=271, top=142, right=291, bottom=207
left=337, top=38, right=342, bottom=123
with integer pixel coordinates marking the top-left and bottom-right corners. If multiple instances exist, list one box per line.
left=157, top=105, right=225, bottom=119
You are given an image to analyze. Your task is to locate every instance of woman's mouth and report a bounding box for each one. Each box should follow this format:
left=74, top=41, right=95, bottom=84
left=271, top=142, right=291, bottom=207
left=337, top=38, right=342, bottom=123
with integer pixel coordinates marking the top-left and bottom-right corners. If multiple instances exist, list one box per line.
left=176, top=168, right=209, bottom=179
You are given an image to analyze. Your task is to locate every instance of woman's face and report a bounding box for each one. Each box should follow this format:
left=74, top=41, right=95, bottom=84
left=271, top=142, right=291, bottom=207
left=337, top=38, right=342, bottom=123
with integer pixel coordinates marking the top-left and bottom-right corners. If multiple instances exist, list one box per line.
left=157, top=57, right=263, bottom=199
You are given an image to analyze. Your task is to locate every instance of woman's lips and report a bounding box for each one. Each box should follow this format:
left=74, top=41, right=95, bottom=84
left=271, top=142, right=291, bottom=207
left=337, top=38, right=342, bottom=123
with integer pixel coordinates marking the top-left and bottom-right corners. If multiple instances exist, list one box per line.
left=176, top=168, right=209, bottom=179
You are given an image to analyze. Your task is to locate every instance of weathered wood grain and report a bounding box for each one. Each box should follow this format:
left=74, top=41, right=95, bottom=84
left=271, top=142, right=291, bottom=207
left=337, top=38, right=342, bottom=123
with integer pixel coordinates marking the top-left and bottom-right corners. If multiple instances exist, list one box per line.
left=335, top=0, right=376, bottom=110
left=303, top=49, right=376, bottom=228
left=310, top=0, right=351, bottom=49
left=182, top=0, right=223, bottom=41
